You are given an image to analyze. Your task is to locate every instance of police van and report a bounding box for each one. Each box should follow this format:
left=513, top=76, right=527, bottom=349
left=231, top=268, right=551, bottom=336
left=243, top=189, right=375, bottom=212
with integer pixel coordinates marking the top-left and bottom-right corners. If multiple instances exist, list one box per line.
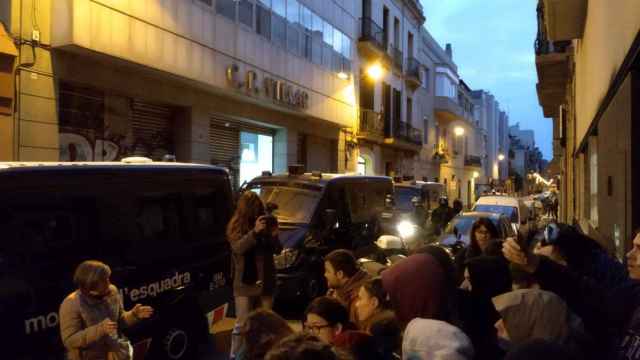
left=0, top=159, right=234, bottom=359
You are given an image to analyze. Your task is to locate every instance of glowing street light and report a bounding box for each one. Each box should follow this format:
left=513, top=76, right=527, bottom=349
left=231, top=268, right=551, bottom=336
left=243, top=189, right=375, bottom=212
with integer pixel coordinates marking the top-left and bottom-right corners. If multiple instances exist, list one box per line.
left=366, top=62, right=384, bottom=81
left=498, top=153, right=505, bottom=161
left=337, top=71, right=349, bottom=80
left=473, top=171, right=479, bottom=178
left=454, top=126, right=465, bottom=136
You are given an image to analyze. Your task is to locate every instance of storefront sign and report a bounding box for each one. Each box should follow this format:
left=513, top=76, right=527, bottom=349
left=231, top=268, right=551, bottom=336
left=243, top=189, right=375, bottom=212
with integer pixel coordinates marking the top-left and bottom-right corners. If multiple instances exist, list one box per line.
left=226, top=65, right=309, bottom=110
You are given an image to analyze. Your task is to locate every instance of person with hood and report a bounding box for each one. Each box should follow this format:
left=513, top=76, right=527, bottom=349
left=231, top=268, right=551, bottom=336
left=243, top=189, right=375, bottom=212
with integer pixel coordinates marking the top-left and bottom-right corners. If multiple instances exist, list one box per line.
left=502, top=231, right=640, bottom=359
left=418, top=246, right=505, bottom=360
left=368, top=311, right=403, bottom=360
left=492, top=289, right=570, bottom=349
left=454, top=218, right=504, bottom=282
left=324, top=249, right=371, bottom=323
left=226, top=191, right=282, bottom=358
left=402, top=318, right=474, bottom=360
left=381, top=253, right=446, bottom=326
left=452, top=199, right=464, bottom=216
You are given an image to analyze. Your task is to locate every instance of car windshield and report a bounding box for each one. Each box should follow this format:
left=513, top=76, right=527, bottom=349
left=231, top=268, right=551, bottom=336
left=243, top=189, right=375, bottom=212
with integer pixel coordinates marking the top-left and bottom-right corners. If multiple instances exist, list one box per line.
left=394, top=187, right=421, bottom=212
left=249, top=185, right=321, bottom=224
left=474, top=204, right=519, bottom=224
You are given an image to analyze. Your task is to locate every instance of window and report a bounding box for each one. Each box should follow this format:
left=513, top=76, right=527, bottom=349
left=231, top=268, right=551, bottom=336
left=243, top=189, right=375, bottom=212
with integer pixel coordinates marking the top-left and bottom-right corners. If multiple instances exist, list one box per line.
left=238, top=0, right=254, bottom=28
left=422, top=67, right=430, bottom=90
left=589, top=137, right=598, bottom=225
left=424, top=117, right=429, bottom=144
left=256, top=1, right=271, bottom=39
left=323, top=20, right=333, bottom=48
left=341, top=33, right=351, bottom=59
left=272, top=0, right=285, bottom=16
left=406, top=97, right=412, bottom=125
left=286, top=0, right=300, bottom=55
left=271, top=10, right=286, bottom=47
left=301, top=5, right=312, bottom=31
left=216, top=0, right=236, bottom=21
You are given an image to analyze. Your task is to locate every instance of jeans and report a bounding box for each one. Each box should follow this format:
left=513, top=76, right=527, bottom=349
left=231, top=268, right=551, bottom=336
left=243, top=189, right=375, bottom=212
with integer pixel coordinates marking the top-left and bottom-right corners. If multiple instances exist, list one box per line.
left=230, top=295, right=273, bottom=358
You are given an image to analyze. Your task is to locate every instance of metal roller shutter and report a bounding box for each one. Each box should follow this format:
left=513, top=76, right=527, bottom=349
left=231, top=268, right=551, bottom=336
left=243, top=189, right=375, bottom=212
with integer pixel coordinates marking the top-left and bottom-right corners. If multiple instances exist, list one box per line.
left=130, top=99, right=175, bottom=159
left=208, top=116, right=275, bottom=165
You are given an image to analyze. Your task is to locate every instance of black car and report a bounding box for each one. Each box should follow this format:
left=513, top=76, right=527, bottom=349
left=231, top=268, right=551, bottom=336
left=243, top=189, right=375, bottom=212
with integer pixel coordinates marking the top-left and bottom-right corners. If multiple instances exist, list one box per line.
left=243, top=170, right=394, bottom=303
left=438, top=211, right=517, bottom=251
left=0, top=160, right=235, bottom=360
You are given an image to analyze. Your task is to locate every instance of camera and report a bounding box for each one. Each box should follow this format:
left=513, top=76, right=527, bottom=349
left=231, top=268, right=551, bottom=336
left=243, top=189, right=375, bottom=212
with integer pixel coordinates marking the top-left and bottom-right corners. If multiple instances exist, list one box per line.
left=263, top=202, right=279, bottom=233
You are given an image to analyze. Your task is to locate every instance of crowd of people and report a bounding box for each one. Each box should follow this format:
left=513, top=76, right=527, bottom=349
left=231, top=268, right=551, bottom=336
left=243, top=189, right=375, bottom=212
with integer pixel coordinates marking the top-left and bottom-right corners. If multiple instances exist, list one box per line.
left=58, top=191, right=640, bottom=360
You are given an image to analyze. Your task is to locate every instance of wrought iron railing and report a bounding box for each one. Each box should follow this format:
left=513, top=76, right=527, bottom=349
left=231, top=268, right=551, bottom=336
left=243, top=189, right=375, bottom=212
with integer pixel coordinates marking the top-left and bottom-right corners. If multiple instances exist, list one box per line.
left=534, top=1, right=571, bottom=55
left=395, top=121, right=422, bottom=145
left=406, top=57, right=420, bottom=79
left=360, top=17, right=386, bottom=52
left=464, top=155, right=483, bottom=167
left=389, top=44, right=403, bottom=70
left=359, top=109, right=385, bottom=137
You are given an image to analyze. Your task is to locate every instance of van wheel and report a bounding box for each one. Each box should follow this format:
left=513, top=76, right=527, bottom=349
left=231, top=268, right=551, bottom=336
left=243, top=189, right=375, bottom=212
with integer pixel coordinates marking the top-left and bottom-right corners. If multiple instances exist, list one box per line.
left=150, top=324, right=200, bottom=360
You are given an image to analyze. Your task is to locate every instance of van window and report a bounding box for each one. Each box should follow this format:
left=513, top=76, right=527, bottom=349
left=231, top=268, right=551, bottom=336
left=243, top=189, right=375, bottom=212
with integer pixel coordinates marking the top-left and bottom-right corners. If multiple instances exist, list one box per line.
left=473, top=204, right=519, bottom=224
left=344, top=180, right=390, bottom=223
left=0, top=170, right=231, bottom=276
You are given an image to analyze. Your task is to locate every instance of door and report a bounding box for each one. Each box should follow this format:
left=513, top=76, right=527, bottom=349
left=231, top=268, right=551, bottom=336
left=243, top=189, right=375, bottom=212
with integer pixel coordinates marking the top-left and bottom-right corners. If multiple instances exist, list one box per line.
left=383, top=83, right=392, bottom=137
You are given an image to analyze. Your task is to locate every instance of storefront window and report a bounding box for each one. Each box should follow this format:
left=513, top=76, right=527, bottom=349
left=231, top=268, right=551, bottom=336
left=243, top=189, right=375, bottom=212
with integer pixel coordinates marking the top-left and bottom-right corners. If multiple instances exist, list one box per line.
left=240, top=132, right=273, bottom=185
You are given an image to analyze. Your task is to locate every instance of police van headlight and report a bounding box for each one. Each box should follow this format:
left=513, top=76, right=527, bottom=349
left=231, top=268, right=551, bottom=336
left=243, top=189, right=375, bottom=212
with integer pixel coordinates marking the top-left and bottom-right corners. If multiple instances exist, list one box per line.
left=396, top=220, right=417, bottom=239
left=274, top=248, right=300, bottom=270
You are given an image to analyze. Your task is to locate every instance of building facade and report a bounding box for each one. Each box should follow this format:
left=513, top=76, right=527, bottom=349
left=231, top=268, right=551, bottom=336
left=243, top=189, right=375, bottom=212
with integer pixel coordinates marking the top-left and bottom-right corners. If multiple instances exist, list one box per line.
left=535, top=0, right=640, bottom=255
left=2, top=0, right=363, bottom=188
left=355, top=0, right=429, bottom=180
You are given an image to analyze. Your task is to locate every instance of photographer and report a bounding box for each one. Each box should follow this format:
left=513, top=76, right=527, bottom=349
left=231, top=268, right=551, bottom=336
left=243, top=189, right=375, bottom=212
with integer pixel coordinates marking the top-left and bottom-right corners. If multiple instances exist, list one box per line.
left=227, top=191, right=282, bottom=358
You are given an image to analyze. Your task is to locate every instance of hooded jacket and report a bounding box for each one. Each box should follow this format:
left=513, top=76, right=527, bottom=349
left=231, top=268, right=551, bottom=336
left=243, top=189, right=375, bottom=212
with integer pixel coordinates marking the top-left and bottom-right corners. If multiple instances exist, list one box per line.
left=467, top=256, right=512, bottom=301
left=492, top=289, right=569, bottom=346
left=402, top=318, right=474, bottom=360
left=382, top=254, right=445, bottom=326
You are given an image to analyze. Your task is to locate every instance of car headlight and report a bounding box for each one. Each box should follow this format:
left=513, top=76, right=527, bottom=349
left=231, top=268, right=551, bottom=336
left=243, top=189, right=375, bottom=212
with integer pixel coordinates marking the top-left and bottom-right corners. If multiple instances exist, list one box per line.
left=396, top=220, right=417, bottom=239
left=274, top=248, right=300, bottom=270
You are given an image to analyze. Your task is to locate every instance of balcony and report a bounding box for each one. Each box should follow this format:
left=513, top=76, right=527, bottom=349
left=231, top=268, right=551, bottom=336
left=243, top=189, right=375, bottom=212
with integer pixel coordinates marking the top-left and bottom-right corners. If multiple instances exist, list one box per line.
left=383, top=121, right=422, bottom=151
left=358, top=109, right=385, bottom=143
left=358, top=18, right=390, bottom=64
left=535, top=2, right=571, bottom=118
left=389, top=44, right=403, bottom=71
left=405, top=57, right=421, bottom=89
left=542, top=0, right=587, bottom=41
left=464, top=155, right=483, bottom=168
left=434, top=96, right=463, bottom=124
left=432, top=143, right=449, bottom=163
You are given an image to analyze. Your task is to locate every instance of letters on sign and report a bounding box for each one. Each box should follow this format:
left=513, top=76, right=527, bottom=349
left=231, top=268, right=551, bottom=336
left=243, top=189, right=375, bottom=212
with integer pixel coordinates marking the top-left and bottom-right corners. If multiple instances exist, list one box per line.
left=225, top=64, right=309, bottom=110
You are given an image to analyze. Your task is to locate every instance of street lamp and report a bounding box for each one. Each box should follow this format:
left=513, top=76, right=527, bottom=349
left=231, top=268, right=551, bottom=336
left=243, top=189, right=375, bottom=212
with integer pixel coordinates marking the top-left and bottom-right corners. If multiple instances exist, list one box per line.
left=473, top=171, right=479, bottom=178
left=454, top=126, right=465, bottom=136
left=366, top=62, right=384, bottom=81
left=498, top=153, right=505, bottom=161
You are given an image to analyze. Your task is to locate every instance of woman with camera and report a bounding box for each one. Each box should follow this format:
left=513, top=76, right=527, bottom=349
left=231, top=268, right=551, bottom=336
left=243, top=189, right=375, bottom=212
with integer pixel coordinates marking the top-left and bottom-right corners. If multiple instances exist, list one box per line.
left=227, top=191, right=282, bottom=358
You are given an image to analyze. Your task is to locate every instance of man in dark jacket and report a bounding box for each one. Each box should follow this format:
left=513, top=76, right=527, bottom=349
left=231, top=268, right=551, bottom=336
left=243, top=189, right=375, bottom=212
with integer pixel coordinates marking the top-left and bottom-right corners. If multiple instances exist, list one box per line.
left=503, top=232, right=640, bottom=359
left=431, top=196, right=455, bottom=236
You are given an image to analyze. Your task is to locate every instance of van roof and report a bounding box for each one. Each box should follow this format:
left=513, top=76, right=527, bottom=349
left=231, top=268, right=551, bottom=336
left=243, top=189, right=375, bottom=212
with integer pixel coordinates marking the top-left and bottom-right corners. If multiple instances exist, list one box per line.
left=474, top=196, right=520, bottom=207
left=0, top=161, right=228, bottom=175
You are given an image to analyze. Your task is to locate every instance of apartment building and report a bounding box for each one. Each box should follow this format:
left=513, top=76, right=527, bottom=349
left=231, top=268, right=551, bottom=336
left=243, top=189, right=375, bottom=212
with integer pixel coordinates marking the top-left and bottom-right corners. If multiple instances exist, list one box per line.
left=534, top=0, right=640, bottom=254
left=1, top=0, right=362, bottom=187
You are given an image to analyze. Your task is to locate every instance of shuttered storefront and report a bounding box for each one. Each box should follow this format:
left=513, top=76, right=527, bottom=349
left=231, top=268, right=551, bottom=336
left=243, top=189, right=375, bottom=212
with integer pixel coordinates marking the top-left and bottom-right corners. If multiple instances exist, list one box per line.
left=130, top=99, right=175, bottom=159
left=208, top=116, right=275, bottom=166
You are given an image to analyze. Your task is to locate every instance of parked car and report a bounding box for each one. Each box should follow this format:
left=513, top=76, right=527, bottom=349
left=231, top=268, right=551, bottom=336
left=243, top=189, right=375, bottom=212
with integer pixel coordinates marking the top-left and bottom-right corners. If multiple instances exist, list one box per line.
left=438, top=211, right=517, bottom=250
left=242, top=168, right=394, bottom=304
left=471, top=195, right=531, bottom=234
left=0, top=159, right=235, bottom=360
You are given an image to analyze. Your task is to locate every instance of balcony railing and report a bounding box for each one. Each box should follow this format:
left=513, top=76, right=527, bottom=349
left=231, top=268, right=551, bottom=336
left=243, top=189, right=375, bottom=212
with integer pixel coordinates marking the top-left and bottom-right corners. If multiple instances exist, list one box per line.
left=534, top=2, right=571, bottom=55
left=389, top=44, right=403, bottom=70
left=464, top=155, right=483, bottom=167
left=359, top=109, right=385, bottom=138
left=406, top=57, right=420, bottom=79
left=395, top=121, right=422, bottom=145
left=360, top=17, right=386, bottom=52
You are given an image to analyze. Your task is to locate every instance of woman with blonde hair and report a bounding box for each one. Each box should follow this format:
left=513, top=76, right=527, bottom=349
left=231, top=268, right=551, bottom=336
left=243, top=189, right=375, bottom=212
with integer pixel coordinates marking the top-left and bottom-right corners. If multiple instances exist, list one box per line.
left=59, top=260, right=154, bottom=360
left=228, top=191, right=281, bottom=358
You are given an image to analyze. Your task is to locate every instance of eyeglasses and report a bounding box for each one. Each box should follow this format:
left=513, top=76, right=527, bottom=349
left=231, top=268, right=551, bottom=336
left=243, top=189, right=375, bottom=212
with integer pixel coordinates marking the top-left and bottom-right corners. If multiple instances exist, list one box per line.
left=303, top=322, right=332, bottom=334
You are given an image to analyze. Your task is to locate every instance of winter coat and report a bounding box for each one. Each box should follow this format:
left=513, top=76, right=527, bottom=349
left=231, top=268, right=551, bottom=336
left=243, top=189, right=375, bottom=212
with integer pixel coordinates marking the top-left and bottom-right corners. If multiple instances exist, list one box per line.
left=402, top=318, right=474, bottom=360
left=59, top=285, right=139, bottom=360
left=381, top=254, right=445, bottom=326
left=454, top=240, right=505, bottom=284
left=492, top=289, right=570, bottom=346
left=533, top=257, right=640, bottom=359
left=327, top=269, right=371, bottom=324
left=229, top=230, right=282, bottom=297
left=466, top=256, right=512, bottom=301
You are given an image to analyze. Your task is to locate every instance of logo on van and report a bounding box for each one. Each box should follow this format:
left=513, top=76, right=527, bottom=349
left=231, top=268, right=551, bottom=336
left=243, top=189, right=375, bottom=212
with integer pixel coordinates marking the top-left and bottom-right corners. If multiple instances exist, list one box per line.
left=120, top=272, right=192, bottom=302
